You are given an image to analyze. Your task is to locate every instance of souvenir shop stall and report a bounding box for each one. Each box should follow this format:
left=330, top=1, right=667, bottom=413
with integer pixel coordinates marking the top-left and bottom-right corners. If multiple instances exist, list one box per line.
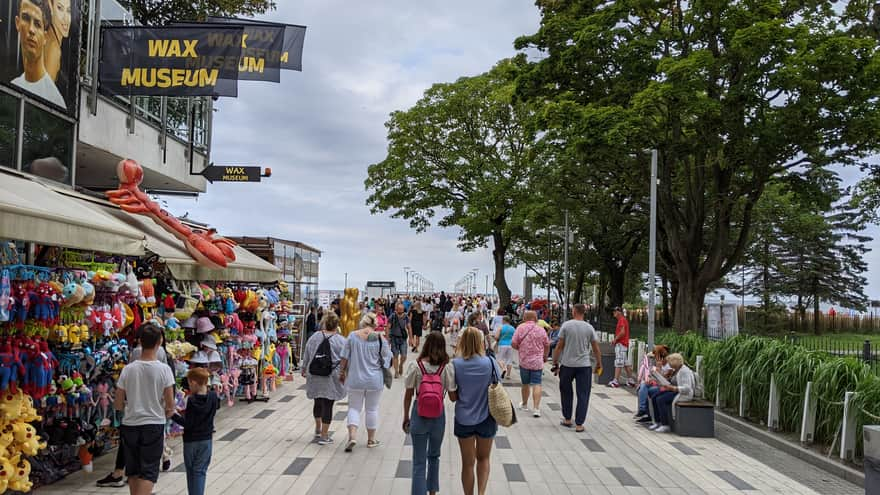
left=0, top=170, right=290, bottom=492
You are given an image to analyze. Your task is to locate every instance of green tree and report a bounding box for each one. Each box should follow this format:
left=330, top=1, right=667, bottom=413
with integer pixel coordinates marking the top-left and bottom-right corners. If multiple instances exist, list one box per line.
left=121, top=0, right=275, bottom=25
left=517, top=0, right=880, bottom=331
left=732, top=180, right=871, bottom=333
left=365, top=59, right=541, bottom=308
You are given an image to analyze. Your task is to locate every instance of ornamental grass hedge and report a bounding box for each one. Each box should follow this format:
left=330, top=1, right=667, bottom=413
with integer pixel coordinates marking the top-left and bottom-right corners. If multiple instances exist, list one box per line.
left=655, top=332, right=880, bottom=458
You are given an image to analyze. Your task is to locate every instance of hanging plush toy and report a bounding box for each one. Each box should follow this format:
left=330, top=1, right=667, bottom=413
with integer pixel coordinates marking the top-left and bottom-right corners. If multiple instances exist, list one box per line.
left=0, top=268, right=10, bottom=322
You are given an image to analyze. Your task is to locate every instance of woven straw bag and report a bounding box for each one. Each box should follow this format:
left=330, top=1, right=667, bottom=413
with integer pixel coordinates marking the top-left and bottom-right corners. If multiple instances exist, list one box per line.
left=487, top=357, right=517, bottom=427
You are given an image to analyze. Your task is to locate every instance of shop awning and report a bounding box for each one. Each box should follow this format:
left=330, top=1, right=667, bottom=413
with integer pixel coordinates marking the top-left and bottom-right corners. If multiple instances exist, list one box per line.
left=96, top=204, right=281, bottom=283
left=0, top=172, right=146, bottom=256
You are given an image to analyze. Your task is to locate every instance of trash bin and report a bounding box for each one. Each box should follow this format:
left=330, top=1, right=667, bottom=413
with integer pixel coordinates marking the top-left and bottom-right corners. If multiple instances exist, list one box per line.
left=595, top=342, right=616, bottom=385
left=866, top=425, right=880, bottom=495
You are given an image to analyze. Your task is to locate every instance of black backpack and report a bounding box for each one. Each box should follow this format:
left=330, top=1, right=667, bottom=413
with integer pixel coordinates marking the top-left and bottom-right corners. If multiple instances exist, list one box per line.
left=309, top=333, right=336, bottom=377
left=431, top=312, right=443, bottom=331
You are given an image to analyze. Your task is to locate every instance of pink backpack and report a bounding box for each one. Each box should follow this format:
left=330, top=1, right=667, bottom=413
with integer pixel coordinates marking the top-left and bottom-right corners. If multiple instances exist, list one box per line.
left=416, top=360, right=445, bottom=418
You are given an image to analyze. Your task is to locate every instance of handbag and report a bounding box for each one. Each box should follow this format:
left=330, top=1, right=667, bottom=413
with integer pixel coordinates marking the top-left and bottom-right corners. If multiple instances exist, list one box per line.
left=378, top=335, right=392, bottom=389
left=487, top=356, right=516, bottom=427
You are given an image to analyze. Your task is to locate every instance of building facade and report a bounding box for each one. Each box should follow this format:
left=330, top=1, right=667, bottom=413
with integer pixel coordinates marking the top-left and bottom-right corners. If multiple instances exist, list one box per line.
left=1, top=0, right=210, bottom=194
left=228, top=237, right=321, bottom=303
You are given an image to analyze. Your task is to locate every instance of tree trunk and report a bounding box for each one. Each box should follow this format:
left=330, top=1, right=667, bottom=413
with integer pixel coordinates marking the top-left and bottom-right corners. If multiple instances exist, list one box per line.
left=660, top=274, right=671, bottom=328
left=492, top=231, right=512, bottom=309
left=607, top=264, right=626, bottom=309
left=673, top=278, right=706, bottom=332
left=572, top=263, right=586, bottom=304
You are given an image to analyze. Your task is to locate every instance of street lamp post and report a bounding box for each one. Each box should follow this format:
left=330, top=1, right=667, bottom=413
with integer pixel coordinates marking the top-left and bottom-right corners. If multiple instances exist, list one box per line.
left=404, top=266, right=411, bottom=296
left=647, top=149, right=658, bottom=350
left=563, top=209, right=570, bottom=323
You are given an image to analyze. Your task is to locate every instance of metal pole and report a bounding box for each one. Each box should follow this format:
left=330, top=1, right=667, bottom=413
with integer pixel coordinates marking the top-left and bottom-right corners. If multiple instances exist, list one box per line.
left=547, top=234, right=551, bottom=304
left=344, top=272, right=348, bottom=289
left=648, top=148, right=658, bottom=349
left=564, top=209, right=570, bottom=323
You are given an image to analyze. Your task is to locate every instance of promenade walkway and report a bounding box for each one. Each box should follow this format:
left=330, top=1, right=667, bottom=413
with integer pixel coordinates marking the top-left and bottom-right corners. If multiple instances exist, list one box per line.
left=38, top=352, right=861, bottom=495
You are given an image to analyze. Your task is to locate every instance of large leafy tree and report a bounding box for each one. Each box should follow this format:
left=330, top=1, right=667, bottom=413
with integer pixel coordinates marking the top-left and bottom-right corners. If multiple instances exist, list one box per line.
left=517, top=0, right=880, bottom=331
left=121, top=0, right=275, bottom=25
left=365, top=59, right=541, bottom=308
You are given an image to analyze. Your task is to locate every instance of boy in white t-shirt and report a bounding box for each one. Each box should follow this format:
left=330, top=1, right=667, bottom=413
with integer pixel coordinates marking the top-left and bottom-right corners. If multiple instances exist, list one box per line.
left=115, top=323, right=175, bottom=495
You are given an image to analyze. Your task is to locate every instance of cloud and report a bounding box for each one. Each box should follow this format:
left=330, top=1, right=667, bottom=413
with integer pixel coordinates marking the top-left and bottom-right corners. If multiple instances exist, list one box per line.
left=165, top=0, right=540, bottom=292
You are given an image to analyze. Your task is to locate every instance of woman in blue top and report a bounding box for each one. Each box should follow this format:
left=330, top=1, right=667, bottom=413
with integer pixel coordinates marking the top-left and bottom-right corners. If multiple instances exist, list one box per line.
left=452, top=327, right=502, bottom=495
left=339, top=312, right=392, bottom=452
left=493, top=316, right=517, bottom=379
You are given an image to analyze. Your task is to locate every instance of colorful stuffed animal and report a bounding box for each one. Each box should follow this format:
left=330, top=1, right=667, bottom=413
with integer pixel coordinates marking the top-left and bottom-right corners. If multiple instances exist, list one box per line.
left=0, top=455, right=13, bottom=493
left=8, top=454, right=32, bottom=493
left=0, top=424, right=13, bottom=451
left=0, top=390, right=24, bottom=420
left=12, top=422, right=44, bottom=456
left=0, top=268, right=10, bottom=323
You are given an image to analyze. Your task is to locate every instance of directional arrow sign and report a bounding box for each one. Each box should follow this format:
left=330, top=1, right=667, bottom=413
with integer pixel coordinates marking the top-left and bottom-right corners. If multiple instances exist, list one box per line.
left=201, top=165, right=262, bottom=183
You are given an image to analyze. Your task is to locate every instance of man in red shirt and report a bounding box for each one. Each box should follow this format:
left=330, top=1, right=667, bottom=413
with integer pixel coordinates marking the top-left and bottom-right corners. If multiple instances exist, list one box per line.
left=608, top=307, right=635, bottom=388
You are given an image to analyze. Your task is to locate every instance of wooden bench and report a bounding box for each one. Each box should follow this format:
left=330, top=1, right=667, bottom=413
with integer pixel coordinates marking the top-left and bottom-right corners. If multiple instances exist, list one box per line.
left=672, top=400, right=715, bottom=438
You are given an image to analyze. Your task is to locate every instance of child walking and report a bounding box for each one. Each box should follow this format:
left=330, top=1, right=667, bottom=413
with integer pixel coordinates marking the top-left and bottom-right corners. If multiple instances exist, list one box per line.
left=172, top=368, right=220, bottom=495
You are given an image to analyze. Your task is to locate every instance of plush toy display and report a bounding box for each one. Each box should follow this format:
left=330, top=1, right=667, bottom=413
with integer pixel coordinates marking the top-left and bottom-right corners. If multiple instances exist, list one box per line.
left=0, top=248, right=308, bottom=491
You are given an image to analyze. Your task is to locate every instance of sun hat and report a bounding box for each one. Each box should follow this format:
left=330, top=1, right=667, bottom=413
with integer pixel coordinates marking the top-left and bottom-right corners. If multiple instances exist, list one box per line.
left=196, top=316, right=215, bottom=334
left=181, top=316, right=198, bottom=329
left=188, top=351, right=209, bottom=364
left=200, top=337, right=217, bottom=350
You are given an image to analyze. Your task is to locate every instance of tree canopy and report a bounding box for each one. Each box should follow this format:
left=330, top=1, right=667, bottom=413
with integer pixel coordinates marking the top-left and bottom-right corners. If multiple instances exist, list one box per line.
left=365, top=59, right=542, bottom=308
left=121, top=0, right=275, bottom=25
left=516, top=0, right=880, bottom=330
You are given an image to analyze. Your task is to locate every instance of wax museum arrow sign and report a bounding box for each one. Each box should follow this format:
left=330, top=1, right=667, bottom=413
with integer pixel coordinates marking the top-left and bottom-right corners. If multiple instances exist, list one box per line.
left=201, top=165, right=265, bottom=183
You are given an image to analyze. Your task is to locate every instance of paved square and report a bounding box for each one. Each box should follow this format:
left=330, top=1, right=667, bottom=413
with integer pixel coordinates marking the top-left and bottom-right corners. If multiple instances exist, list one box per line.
left=35, top=354, right=862, bottom=495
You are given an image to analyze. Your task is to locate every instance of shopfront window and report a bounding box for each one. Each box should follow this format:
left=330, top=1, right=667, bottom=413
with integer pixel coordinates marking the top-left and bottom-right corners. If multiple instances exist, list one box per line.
left=21, top=103, right=73, bottom=184
left=0, top=92, right=17, bottom=169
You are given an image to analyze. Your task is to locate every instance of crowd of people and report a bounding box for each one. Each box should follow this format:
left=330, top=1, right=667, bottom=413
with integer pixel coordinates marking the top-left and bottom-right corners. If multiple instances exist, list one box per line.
left=101, top=291, right=700, bottom=495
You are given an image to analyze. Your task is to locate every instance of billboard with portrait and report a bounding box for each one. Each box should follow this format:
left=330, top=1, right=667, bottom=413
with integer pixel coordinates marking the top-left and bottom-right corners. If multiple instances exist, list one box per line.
left=0, top=0, right=80, bottom=115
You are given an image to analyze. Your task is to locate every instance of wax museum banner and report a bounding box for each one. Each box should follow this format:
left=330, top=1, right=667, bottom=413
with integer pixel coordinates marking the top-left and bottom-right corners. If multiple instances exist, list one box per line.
left=0, top=0, right=82, bottom=114
left=99, top=25, right=245, bottom=97
left=174, top=20, right=284, bottom=82
left=207, top=16, right=306, bottom=72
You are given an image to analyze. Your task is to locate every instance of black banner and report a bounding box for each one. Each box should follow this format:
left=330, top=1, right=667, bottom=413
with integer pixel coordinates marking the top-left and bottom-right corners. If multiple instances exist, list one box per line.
left=201, top=164, right=261, bottom=183
left=0, top=0, right=82, bottom=114
left=99, top=25, right=245, bottom=97
left=174, top=21, right=284, bottom=82
left=208, top=17, right=306, bottom=72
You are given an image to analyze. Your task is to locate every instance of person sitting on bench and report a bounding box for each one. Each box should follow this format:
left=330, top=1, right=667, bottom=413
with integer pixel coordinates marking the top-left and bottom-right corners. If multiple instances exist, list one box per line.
left=649, top=353, right=695, bottom=433
left=634, top=345, right=670, bottom=423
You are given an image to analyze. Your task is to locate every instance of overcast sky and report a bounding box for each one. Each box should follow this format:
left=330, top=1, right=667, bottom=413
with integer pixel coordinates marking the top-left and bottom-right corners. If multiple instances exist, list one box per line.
left=163, top=1, right=539, bottom=294
left=164, top=1, right=880, bottom=304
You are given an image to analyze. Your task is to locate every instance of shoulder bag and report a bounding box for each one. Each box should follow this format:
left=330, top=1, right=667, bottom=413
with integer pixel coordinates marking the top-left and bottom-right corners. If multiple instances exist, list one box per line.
left=487, top=356, right=517, bottom=427
left=377, top=335, right=392, bottom=389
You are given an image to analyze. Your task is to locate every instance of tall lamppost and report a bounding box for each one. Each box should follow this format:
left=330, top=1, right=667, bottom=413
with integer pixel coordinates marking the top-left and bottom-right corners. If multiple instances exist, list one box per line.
left=404, top=266, right=411, bottom=296
left=647, top=149, right=658, bottom=349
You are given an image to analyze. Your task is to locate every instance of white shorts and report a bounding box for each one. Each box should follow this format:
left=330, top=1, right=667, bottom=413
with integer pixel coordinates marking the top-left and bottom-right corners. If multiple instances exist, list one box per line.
left=614, top=343, right=628, bottom=368
left=497, top=345, right=515, bottom=364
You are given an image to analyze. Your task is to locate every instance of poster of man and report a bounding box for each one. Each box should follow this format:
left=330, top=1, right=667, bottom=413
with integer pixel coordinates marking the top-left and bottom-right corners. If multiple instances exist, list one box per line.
left=1, top=0, right=80, bottom=114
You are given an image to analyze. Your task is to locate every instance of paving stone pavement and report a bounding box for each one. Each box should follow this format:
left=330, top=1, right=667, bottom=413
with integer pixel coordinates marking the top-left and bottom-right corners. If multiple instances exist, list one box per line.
left=36, top=344, right=860, bottom=495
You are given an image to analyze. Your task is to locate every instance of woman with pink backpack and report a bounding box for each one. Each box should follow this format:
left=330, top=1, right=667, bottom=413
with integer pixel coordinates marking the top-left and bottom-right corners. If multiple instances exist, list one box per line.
left=402, top=332, right=456, bottom=495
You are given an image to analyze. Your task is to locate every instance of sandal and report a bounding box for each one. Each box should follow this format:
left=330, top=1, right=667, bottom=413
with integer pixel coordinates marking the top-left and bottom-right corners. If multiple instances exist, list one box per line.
left=575, top=426, right=586, bottom=433
left=559, top=420, right=573, bottom=428
left=367, top=440, right=381, bottom=448
left=345, top=440, right=357, bottom=452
